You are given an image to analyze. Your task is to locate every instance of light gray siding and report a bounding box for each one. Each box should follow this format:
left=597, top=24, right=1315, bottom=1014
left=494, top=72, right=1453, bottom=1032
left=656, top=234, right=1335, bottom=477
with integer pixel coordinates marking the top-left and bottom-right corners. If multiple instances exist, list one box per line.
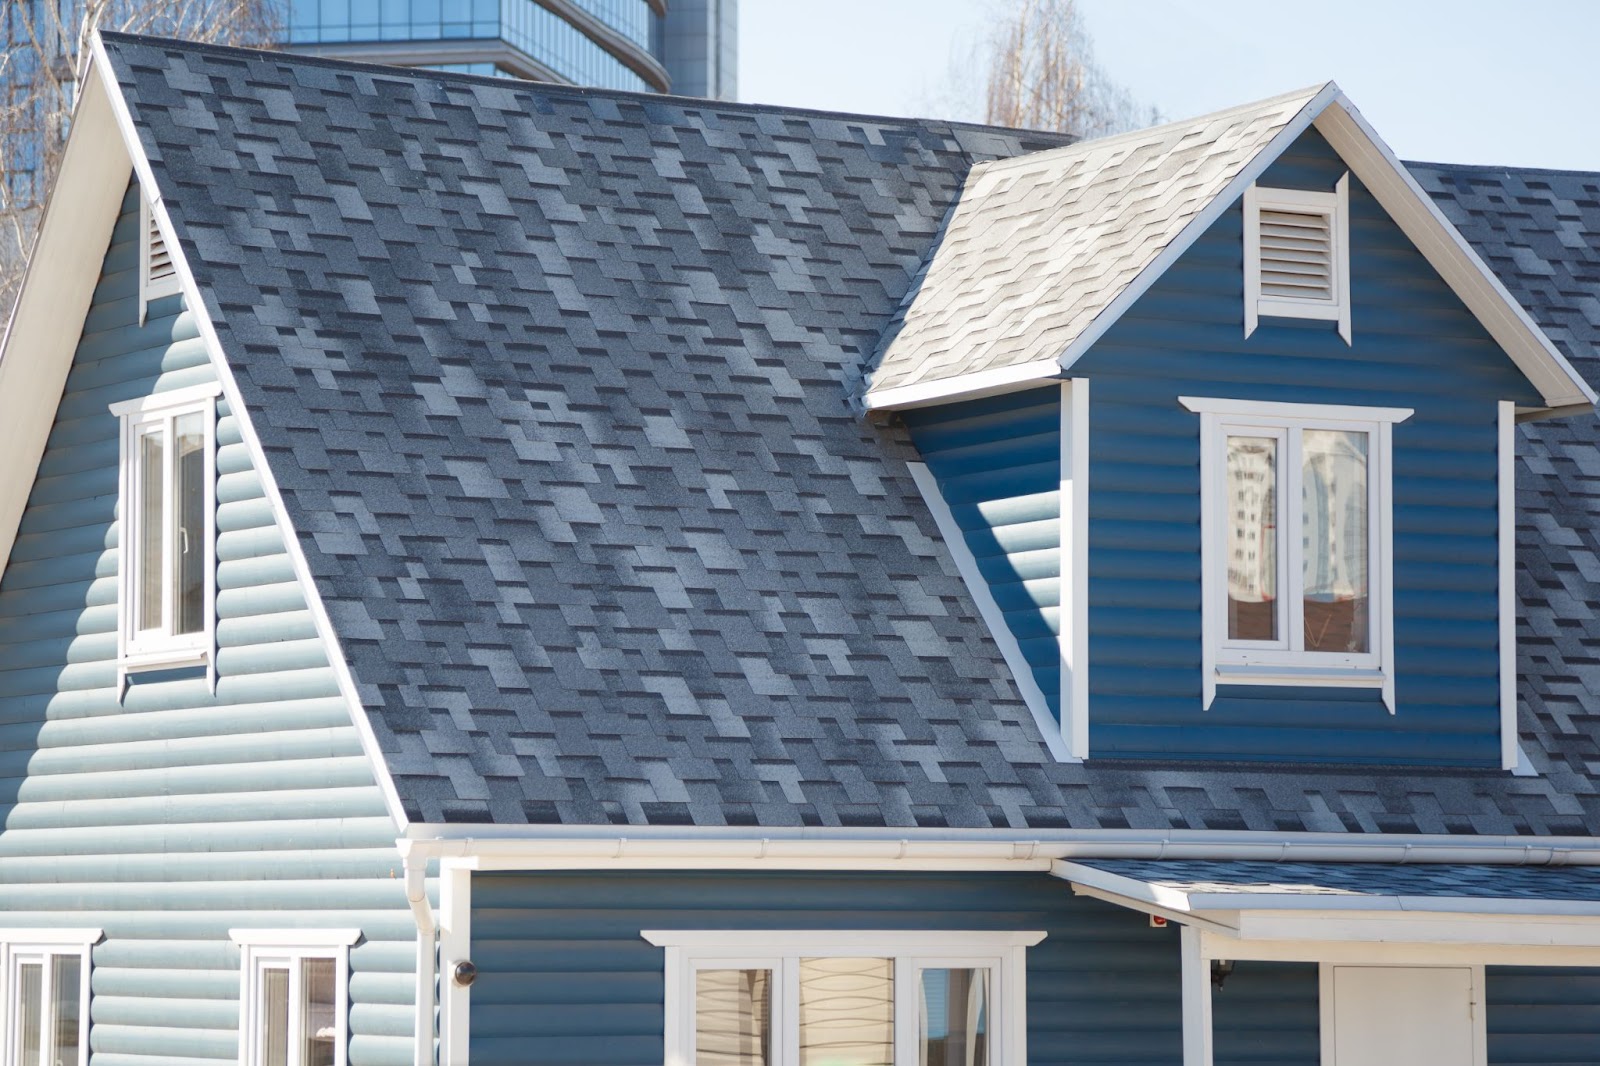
left=0, top=185, right=413, bottom=1063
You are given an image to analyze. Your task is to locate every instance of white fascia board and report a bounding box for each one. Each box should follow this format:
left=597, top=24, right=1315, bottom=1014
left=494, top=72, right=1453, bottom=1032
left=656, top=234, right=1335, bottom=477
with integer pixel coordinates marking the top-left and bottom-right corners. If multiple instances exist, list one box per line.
left=0, top=57, right=132, bottom=599
left=1233, top=909, right=1600, bottom=948
left=1311, top=98, right=1596, bottom=413
left=907, top=461, right=1076, bottom=763
left=1055, top=82, right=1342, bottom=375
left=89, top=31, right=414, bottom=834
left=861, top=358, right=1062, bottom=412
left=1053, top=859, right=1199, bottom=912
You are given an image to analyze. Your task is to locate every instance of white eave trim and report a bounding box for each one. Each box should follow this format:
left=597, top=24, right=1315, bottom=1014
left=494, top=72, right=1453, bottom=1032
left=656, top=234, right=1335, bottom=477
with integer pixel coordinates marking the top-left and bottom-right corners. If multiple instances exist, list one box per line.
left=861, top=358, right=1062, bottom=412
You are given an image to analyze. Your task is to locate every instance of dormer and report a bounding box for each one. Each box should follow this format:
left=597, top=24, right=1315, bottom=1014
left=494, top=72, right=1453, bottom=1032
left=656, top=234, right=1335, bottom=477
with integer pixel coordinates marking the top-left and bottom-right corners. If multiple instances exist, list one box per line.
left=864, top=83, right=1595, bottom=772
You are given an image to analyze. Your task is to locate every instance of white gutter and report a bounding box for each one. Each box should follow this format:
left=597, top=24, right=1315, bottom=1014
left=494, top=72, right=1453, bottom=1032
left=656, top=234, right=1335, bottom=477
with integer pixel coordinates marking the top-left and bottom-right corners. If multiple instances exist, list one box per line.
left=399, top=841, right=436, bottom=1066
left=397, top=829, right=1600, bottom=870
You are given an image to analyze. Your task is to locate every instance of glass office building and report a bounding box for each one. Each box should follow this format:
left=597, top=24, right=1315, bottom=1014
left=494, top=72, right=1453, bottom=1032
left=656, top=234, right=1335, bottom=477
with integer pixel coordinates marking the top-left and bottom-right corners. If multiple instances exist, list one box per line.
left=285, top=0, right=737, bottom=99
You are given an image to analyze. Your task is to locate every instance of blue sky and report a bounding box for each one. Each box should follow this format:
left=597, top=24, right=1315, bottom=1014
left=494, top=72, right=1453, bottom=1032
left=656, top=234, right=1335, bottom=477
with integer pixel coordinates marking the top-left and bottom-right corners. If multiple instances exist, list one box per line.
left=739, top=0, right=1600, bottom=170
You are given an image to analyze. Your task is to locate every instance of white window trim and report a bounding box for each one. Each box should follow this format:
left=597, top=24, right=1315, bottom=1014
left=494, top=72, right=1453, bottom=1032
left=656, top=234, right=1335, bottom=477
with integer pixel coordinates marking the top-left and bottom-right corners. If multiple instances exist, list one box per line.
left=138, top=192, right=181, bottom=326
left=644, top=929, right=1044, bottom=1066
left=109, top=381, right=222, bottom=695
left=231, top=929, right=357, bottom=1066
left=1183, top=396, right=1411, bottom=713
left=0, top=931, right=99, bottom=1066
left=1243, top=175, right=1351, bottom=345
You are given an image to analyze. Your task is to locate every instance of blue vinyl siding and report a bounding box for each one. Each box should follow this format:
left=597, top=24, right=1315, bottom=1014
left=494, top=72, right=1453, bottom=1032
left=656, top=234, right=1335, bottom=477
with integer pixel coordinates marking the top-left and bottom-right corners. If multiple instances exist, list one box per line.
left=1487, top=967, right=1600, bottom=1065
left=0, top=185, right=414, bottom=1063
left=468, top=870, right=1320, bottom=1066
left=905, top=388, right=1063, bottom=722
left=1070, top=127, right=1538, bottom=765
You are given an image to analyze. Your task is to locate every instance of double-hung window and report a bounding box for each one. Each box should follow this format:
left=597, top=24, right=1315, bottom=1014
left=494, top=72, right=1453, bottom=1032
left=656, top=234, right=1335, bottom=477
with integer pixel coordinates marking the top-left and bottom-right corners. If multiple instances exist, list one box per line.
left=110, top=383, right=221, bottom=686
left=231, top=930, right=357, bottom=1066
left=644, top=929, right=1044, bottom=1066
left=1, top=930, right=97, bottom=1066
left=1184, top=397, right=1411, bottom=711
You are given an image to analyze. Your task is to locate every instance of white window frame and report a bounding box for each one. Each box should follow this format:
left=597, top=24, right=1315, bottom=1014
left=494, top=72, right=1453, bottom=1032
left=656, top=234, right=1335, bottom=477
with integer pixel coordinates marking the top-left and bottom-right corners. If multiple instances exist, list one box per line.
left=138, top=192, right=182, bottom=326
left=109, top=382, right=222, bottom=693
left=230, top=929, right=358, bottom=1066
left=1243, top=176, right=1351, bottom=344
left=1183, top=396, right=1412, bottom=712
left=643, top=929, right=1045, bottom=1066
left=0, top=928, right=100, bottom=1066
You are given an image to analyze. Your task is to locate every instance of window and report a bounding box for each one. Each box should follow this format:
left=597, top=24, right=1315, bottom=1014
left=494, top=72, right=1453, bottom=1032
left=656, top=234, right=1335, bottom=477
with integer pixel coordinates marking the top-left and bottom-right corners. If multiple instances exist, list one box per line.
left=110, top=383, right=221, bottom=689
left=1183, top=397, right=1411, bottom=711
left=643, top=930, right=1044, bottom=1066
left=231, top=930, right=358, bottom=1066
left=138, top=192, right=181, bottom=325
left=0, top=930, right=98, bottom=1066
left=1243, top=176, right=1350, bottom=344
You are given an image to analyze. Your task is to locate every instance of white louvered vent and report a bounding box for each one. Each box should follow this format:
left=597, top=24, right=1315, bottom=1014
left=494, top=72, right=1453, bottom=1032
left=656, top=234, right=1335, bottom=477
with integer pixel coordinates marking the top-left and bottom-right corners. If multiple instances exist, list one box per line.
left=1258, top=207, right=1333, bottom=301
left=139, top=191, right=182, bottom=324
left=1244, top=174, right=1351, bottom=344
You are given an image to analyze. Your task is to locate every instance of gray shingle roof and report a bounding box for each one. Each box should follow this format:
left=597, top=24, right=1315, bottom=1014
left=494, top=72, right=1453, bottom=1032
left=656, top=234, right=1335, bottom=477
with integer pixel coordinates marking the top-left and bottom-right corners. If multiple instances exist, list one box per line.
left=1079, top=859, right=1600, bottom=903
left=100, top=34, right=1600, bottom=835
left=865, top=84, right=1325, bottom=402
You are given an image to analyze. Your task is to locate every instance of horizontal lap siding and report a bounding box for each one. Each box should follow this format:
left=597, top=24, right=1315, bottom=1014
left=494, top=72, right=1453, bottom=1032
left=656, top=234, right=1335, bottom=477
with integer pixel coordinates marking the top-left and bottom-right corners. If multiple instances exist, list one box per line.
left=1075, top=128, right=1537, bottom=765
left=0, top=186, right=412, bottom=1064
left=905, top=389, right=1063, bottom=721
left=468, top=871, right=1318, bottom=1066
left=1488, top=967, right=1600, bottom=1064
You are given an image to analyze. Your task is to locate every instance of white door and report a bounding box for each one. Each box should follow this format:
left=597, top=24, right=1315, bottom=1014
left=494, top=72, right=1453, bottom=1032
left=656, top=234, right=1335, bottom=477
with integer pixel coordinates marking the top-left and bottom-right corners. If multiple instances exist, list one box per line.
left=1322, top=965, right=1484, bottom=1066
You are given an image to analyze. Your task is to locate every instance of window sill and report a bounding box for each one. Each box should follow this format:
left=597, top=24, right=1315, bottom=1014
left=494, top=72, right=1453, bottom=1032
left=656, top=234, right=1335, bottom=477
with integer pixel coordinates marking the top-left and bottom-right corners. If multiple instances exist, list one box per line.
left=118, top=646, right=212, bottom=699
left=1210, top=664, right=1392, bottom=712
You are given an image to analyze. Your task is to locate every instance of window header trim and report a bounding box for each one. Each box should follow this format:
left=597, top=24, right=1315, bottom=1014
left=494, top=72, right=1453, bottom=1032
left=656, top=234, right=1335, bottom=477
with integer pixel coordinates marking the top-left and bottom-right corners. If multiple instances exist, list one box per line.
left=1180, top=395, right=1412, bottom=425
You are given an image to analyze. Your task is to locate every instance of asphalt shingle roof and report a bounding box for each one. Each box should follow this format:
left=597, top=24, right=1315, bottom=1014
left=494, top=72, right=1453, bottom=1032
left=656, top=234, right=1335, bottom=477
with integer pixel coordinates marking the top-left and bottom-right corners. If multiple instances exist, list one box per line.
left=1081, top=859, right=1600, bottom=902
left=101, top=35, right=1600, bottom=834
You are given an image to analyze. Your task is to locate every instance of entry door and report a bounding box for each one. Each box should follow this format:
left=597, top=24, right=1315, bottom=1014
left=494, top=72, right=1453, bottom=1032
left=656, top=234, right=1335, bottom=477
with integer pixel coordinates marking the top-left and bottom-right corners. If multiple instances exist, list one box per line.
left=1321, top=965, right=1485, bottom=1066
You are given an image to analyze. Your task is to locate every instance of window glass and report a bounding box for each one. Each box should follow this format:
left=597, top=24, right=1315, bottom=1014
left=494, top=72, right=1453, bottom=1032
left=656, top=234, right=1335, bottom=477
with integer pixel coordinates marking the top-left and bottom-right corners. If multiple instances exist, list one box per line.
left=799, top=958, right=893, bottom=1066
left=1225, top=435, right=1278, bottom=641
left=15, top=961, right=41, bottom=1066
left=52, top=954, right=81, bottom=1065
left=174, top=412, right=207, bottom=636
left=696, top=969, right=772, bottom=1066
left=1302, top=429, right=1369, bottom=653
left=262, top=966, right=290, bottom=1066
left=302, top=957, right=337, bottom=1066
left=920, top=968, right=989, bottom=1066
left=137, top=427, right=166, bottom=633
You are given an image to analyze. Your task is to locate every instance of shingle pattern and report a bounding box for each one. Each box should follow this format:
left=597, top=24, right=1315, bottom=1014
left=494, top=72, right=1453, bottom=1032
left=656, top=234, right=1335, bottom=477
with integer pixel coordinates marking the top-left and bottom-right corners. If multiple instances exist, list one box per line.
left=1084, top=859, right=1600, bottom=902
left=865, top=84, right=1324, bottom=399
left=102, top=35, right=1600, bottom=833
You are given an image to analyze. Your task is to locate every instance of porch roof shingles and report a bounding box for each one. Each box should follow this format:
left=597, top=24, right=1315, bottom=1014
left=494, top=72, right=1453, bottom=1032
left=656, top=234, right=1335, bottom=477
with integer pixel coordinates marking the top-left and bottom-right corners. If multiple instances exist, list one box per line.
left=1082, top=859, right=1600, bottom=903
left=101, top=34, right=1600, bottom=833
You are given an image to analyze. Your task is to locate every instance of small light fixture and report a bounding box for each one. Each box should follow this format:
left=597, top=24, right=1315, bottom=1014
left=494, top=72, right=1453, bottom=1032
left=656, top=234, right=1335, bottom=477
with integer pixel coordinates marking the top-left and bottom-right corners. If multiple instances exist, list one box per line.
left=453, top=960, right=478, bottom=987
left=1210, top=959, right=1234, bottom=991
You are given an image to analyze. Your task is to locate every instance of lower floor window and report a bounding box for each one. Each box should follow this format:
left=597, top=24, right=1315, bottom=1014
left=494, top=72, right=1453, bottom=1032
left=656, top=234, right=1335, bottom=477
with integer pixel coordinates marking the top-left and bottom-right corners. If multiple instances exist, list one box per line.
left=643, top=930, right=1044, bottom=1066
left=10, top=948, right=88, bottom=1066
left=231, top=929, right=358, bottom=1066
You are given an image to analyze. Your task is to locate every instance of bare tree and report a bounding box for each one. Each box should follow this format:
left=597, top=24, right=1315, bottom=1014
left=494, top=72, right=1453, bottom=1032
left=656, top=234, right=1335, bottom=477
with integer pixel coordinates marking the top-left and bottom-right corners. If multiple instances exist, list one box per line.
left=0, top=0, right=280, bottom=315
left=984, top=0, right=1148, bottom=138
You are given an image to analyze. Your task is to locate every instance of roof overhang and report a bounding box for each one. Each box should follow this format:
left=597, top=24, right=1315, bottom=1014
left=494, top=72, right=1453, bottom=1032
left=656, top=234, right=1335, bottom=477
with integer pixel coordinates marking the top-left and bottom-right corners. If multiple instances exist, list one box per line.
left=864, top=85, right=1596, bottom=418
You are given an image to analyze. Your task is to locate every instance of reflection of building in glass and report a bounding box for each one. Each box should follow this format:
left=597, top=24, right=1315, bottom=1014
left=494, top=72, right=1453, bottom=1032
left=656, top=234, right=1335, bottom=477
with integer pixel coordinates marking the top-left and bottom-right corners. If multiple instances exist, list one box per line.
left=284, top=0, right=738, bottom=98
left=1226, top=436, right=1277, bottom=639
left=1302, top=429, right=1368, bottom=652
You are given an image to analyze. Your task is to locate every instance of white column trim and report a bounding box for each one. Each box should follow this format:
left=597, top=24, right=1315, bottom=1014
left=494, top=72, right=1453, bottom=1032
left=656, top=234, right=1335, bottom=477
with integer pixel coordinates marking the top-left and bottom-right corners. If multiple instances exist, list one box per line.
left=439, top=863, right=472, bottom=1064
left=1498, top=400, right=1518, bottom=770
left=1061, top=379, right=1091, bottom=758
left=1180, top=924, right=1214, bottom=1066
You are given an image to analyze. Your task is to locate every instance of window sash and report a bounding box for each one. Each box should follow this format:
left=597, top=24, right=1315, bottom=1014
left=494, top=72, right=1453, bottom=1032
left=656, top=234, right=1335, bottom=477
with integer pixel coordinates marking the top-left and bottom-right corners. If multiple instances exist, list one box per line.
left=1212, top=415, right=1380, bottom=670
left=5, top=946, right=89, bottom=1066
left=239, top=947, right=348, bottom=1066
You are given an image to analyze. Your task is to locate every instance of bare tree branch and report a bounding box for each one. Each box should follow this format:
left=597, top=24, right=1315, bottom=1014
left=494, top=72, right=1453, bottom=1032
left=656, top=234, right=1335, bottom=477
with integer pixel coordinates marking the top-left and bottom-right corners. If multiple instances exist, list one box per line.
left=0, top=0, right=281, bottom=317
left=983, top=0, right=1152, bottom=138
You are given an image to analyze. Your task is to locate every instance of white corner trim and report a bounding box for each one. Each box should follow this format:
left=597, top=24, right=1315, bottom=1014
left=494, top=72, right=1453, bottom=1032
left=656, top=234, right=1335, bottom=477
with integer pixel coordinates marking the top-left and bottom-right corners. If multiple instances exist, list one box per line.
left=438, top=863, right=472, bottom=1065
left=1498, top=400, right=1518, bottom=771
left=1058, top=82, right=1342, bottom=374
left=862, top=357, right=1062, bottom=411
left=641, top=929, right=1047, bottom=951
left=907, top=461, right=1077, bottom=763
left=90, top=31, right=413, bottom=834
left=1378, top=420, right=1396, bottom=714
left=1178, top=396, right=1413, bottom=424
left=229, top=928, right=362, bottom=948
left=1335, top=171, right=1352, bottom=344
left=1311, top=98, right=1596, bottom=411
left=0, top=929, right=103, bottom=946
left=1061, top=380, right=1091, bottom=759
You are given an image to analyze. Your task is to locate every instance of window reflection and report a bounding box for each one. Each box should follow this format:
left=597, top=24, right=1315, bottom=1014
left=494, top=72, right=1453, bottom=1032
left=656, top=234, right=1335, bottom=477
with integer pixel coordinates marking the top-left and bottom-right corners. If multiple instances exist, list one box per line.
left=1226, top=435, right=1278, bottom=641
left=920, top=968, right=989, bottom=1066
left=1302, top=429, right=1369, bottom=653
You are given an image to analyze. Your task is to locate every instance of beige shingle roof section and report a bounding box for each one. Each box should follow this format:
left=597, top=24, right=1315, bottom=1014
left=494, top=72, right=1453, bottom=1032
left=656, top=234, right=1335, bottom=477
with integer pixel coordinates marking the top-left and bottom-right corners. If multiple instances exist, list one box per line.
left=863, top=84, right=1332, bottom=408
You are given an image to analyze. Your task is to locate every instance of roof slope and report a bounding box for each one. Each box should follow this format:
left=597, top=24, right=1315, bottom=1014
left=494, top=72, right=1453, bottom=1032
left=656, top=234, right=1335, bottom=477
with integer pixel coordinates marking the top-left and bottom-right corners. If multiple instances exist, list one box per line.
left=864, top=84, right=1326, bottom=402
left=101, top=35, right=1600, bottom=834
left=1080, top=859, right=1600, bottom=904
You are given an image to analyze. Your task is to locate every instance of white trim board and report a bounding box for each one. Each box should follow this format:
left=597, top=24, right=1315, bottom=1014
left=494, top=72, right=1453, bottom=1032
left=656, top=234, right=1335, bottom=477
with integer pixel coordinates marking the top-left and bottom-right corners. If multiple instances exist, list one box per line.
left=906, top=461, right=1076, bottom=762
left=1060, top=380, right=1090, bottom=759
left=1498, top=400, right=1519, bottom=771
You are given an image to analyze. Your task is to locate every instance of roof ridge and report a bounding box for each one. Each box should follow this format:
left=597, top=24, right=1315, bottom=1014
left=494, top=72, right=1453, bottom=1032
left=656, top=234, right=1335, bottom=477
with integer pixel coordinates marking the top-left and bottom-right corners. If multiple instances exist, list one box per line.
left=1407, top=158, right=1600, bottom=180
left=96, top=30, right=1077, bottom=144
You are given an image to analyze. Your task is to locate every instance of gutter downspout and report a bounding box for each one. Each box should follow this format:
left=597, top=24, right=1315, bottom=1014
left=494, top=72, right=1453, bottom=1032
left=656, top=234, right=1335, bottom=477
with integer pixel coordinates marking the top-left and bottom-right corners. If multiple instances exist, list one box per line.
left=401, top=842, right=436, bottom=1066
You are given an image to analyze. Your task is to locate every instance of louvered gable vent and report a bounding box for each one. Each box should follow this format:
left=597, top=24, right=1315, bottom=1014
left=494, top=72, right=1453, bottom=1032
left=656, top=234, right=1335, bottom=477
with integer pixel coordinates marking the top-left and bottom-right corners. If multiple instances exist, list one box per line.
left=139, top=190, right=182, bottom=323
left=146, top=209, right=175, bottom=288
left=1244, top=174, right=1351, bottom=344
